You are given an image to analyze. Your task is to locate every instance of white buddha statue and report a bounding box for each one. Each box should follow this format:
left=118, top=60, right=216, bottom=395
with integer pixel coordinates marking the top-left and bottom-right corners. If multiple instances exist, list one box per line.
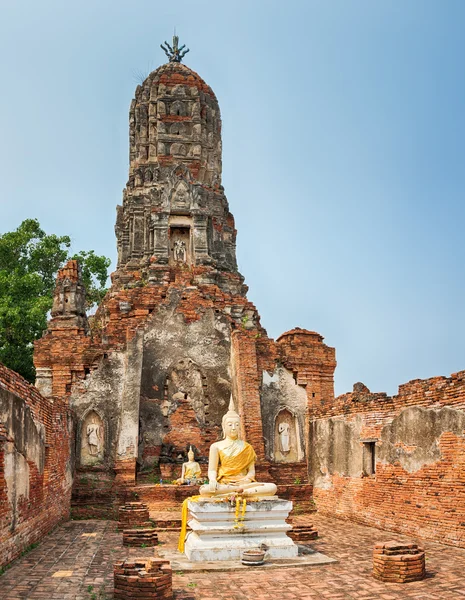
left=175, top=446, right=202, bottom=485
left=199, top=398, right=277, bottom=497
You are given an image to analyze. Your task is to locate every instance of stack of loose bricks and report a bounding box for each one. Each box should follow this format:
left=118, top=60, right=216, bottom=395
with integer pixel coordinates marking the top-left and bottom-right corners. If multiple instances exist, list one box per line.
left=287, top=523, right=318, bottom=543
left=114, top=559, right=172, bottom=600
left=373, top=541, right=426, bottom=583
left=114, top=504, right=172, bottom=598
left=118, top=502, right=158, bottom=547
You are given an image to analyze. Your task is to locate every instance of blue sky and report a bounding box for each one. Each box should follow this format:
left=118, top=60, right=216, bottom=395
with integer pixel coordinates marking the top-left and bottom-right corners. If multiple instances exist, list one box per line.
left=1, top=0, right=464, bottom=396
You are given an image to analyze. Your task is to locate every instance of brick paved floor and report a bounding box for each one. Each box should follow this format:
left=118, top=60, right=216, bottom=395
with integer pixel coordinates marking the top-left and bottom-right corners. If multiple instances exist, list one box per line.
left=0, top=514, right=464, bottom=599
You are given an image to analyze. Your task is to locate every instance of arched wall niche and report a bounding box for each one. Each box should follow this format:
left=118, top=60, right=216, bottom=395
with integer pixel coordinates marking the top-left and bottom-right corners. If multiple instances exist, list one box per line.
left=166, top=358, right=208, bottom=425
left=260, top=365, right=307, bottom=463
left=78, top=408, right=106, bottom=466
left=273, top=407, right=304, bottom=463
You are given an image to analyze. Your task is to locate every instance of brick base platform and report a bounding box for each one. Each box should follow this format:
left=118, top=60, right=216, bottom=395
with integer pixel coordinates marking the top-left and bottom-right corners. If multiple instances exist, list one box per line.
left=118, top=502, right=152, bottom=529
left=151, top=516, right=182, bottom=531
left=114, top=558, right=172, bottom=599
left=277, top=484, right=315, bottom=513
left=373, top=541, right=426, bottom=583
left=123, top=528, right=159, bottom=547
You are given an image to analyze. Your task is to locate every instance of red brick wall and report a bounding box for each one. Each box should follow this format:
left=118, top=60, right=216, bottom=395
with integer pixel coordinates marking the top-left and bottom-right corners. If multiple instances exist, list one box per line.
left=0, top=364, right=72, bottom=568
left=311, top=371, right=465, bottom=547
left=314, top=371, right=465, bottom=419
left=71, top=467, right=117, bottom=520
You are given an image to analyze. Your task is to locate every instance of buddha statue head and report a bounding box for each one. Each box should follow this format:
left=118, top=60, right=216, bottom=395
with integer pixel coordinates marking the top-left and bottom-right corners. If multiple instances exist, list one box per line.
left=222, top=396, right=241, bottom=440
left=187, top=446, right=195, bottom=462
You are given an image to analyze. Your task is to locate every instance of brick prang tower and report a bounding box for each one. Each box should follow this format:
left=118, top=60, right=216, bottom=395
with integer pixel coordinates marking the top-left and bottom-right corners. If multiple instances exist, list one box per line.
left=35, top=43, right=336, bottom=510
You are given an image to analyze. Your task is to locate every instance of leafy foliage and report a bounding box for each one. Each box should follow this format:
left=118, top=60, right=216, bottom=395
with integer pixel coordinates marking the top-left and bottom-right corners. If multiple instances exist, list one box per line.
left=0, top=219, right=110, bottom=381
left=70, top=250, right=111, bottom=307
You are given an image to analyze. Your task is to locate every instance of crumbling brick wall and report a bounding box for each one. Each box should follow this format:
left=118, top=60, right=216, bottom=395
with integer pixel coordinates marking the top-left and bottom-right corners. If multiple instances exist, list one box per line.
left=0, top=363, right=72, bottom=568
left=310, top=372, right=465, bottom=547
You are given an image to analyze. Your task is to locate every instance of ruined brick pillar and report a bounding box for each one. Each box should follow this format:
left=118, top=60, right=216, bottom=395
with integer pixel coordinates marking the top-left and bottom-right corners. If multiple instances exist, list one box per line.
left=287, top=518, right=318, bottom=542
left=117, top=502, right=157, bottom=547
left=231, top=330, right=266, bottom=463
left=277, top=329, right=336, bottom=413
left=373, top=542, right=426, bottom=583
left=123, top=529, right=158, bottom=547
left=276, top=329, right=336, bottom=481
left=118, top=502, right=151, bottom=529
left=34, top=260, right=91, bottom=399
left=114, top=559, right=172, bottom=599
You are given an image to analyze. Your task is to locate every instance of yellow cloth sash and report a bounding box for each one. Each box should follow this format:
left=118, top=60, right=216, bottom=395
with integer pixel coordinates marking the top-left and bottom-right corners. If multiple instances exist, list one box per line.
left=178, top=495, right=201, bottom=553
left=217, top=443, right=256, bottom=483
left=184, top=465, right=201, bottom=479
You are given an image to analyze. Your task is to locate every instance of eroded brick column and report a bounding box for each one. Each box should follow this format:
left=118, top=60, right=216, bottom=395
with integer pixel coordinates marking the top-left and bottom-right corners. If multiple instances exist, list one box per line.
left=373, top=542, right=426, bottom=583
left=118, top=502, right=151, bottom=529
left=123, top=529, right=158, bottom=547
left=114, top=559, right=172, bottom=599
left=117, top=502, right=158, bottom=547
left=287, top=518, right=318, bottom=542
left=231, top=330, right=265, bottom=462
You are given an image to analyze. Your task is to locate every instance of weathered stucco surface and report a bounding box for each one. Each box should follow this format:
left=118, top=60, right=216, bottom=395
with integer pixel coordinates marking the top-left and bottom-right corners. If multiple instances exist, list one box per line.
left=0, top=388, right=45, bottom=476
left=311, top=406, right=465, bottom=486
left=140, top=301, right=232, bottom=466
left=310, top=416, right=363, bottom=489
left=379, top=406, right=465, bottom=473
left=70, top=330, right=143, bottom=467
left=0, top=388, right=44, bottom=530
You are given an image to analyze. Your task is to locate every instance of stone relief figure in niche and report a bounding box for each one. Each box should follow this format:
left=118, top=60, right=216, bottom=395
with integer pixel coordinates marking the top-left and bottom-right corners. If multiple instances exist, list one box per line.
left=81, top=411, right=104, bottom=465
left=171, top=180, right=190, bottom=209
left=170, top=100, right=185, bottom=116
left=174, top=240, right=187, bottom=263
left=278, top=422, right=291, bottom=453
left=171, top=143, right=187, bottom=156
left=87, top=418, right=101, bottom=455
left=167, top=359, right=206, bottom=425
left=273, top=408, right=302, bottom=463
left=171, top=122, right=186, bottom=136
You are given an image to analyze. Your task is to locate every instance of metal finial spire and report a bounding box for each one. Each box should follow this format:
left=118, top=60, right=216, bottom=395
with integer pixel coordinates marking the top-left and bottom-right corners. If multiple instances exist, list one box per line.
left=161, top=33, right=190, bottom=63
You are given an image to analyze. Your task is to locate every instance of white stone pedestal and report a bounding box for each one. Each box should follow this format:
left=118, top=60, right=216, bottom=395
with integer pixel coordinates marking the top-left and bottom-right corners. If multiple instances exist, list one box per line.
left=184, top=497, right=298, bottom=561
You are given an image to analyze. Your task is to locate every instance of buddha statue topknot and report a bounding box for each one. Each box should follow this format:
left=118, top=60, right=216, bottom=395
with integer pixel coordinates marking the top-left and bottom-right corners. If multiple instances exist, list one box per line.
left=199, top=397, right=277, bottom=497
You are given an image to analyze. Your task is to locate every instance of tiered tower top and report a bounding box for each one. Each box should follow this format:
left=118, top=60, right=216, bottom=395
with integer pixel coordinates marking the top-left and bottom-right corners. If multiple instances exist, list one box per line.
left=128, top=60, right=222, bottom=188
left=114, top=42, right=244, bottom=295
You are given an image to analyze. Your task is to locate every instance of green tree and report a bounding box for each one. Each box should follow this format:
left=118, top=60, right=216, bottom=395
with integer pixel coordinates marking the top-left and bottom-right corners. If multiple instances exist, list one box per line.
left=0, top=219, right=111, bottom=382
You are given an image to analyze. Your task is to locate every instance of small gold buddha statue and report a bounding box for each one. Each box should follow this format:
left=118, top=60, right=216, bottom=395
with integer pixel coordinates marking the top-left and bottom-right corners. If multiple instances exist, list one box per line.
left=199, top=398, right=277, bottom=497
left=175, top=446, right=202, bottom=485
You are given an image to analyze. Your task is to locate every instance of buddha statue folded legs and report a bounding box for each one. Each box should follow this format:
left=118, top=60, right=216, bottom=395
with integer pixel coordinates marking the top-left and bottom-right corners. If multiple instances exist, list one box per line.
left=199, top=398, right=277, bottom=498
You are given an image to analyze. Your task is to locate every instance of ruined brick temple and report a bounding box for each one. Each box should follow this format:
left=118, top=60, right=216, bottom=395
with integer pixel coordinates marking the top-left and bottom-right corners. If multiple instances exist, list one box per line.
left=1, top=41, right=464, bottom=567
left=33, top=49, right=334, bottom=495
